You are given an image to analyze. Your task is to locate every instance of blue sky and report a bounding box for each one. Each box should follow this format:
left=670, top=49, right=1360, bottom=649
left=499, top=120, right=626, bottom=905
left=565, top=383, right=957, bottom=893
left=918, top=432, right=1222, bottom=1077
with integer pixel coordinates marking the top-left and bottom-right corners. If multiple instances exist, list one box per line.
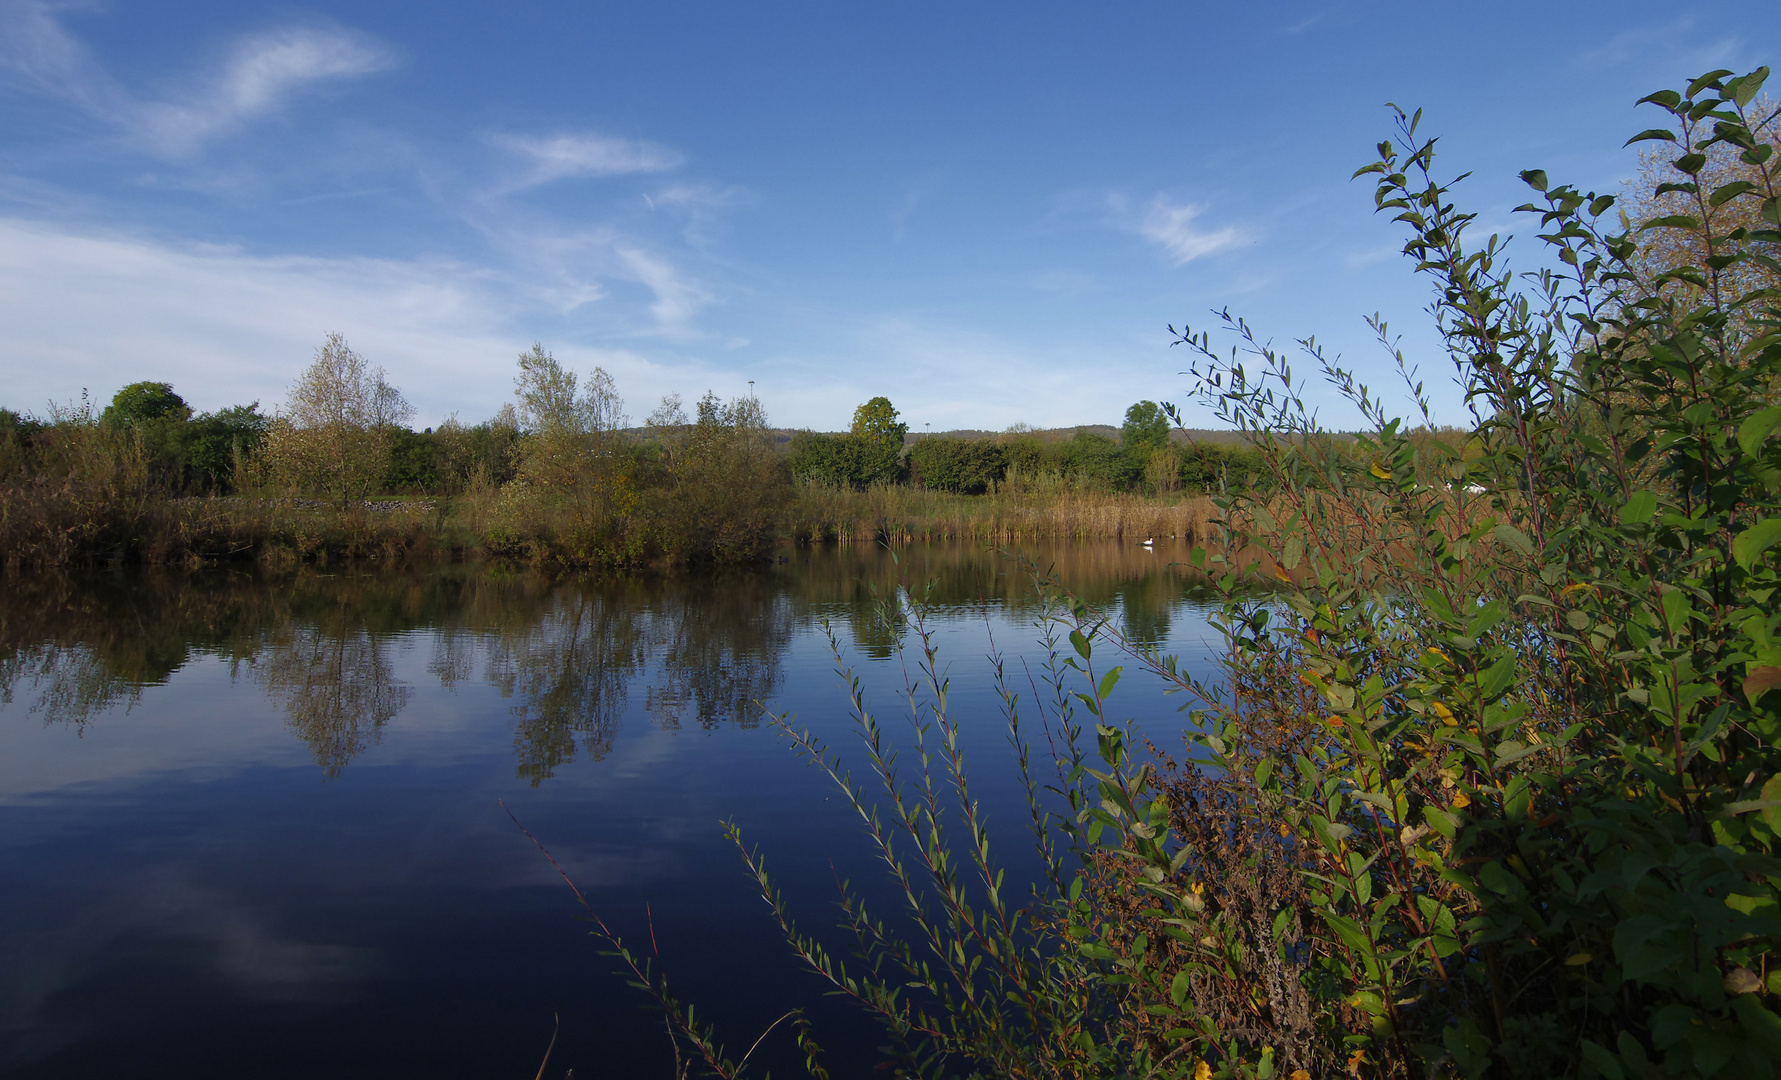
left=1, top=2, right=1775, bottom=432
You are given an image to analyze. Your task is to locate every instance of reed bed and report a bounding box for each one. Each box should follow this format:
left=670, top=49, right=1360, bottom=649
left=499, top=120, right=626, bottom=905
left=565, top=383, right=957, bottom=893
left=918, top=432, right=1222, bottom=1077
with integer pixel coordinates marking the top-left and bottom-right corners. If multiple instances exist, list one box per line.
left=4, top=477, right=1225, bottom=569
left=0, top=487, right=446, bottom=570
left=785, top=484, right=1216, bottom=544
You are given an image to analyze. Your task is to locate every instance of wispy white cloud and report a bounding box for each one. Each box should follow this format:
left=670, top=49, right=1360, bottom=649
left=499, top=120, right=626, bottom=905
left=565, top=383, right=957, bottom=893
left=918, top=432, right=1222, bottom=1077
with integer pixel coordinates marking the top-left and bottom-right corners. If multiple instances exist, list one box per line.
left=492, top=132, right=684, bottom=189
left=0, top=4, right=391, bottom=155
left=1282, top=10, right=1330, bottom=35
left=618, top=246, right=711, bottom=330
left=642, top=181, right=755, bottom=250
left=1136, top=198, right=1243, bottom=265
left=137, top=27, right=392, bottom=155
left=1575, top=18, right=1742, bottom=75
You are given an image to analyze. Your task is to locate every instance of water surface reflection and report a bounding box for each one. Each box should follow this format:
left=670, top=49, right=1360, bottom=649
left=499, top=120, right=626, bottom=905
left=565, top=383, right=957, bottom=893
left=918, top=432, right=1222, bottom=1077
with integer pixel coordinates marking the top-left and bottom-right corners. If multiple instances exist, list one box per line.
left=0, top=540, right=1218, bottom=1078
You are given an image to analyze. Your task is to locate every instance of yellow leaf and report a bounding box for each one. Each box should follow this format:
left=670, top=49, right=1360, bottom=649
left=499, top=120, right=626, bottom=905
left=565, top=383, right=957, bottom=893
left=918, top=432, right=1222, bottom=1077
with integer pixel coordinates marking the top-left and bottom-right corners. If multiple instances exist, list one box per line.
left=1369, top=460, right=1392, bottom=480
left=1291, top=1072, right=1311, bottom=1080
left=1564, top=952, right=1592, bottom=966
left=1452, top=791, right=1472, bottom=809
left=1195, top=1061, right=1212, bottom=1080
left=1432, top=701, right=1456, bottom=725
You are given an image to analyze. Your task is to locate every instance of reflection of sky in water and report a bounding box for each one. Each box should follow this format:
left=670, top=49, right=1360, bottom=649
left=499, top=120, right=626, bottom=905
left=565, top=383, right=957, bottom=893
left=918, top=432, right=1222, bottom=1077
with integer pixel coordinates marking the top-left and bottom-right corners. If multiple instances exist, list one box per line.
left=0, top=542, right=1222, bottom=1079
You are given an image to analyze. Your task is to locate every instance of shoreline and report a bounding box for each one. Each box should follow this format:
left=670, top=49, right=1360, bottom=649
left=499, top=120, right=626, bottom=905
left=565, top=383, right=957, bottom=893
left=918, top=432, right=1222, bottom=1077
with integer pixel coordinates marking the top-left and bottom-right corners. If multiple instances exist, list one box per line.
left=0, top=489, right=1223, bottom=572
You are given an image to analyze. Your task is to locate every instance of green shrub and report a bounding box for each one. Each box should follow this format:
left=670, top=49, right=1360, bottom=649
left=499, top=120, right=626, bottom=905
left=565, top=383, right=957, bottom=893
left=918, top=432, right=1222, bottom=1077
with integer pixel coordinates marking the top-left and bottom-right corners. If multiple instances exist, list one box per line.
left=1056, top=429, right=1141, bottom=490
left=185, top=403, right=269, bottom=493
left=909, top=435, right=1007, bottom=493
left=788, top=430, right=904, bottom=489
left=1109, top=65, right=1781, bottom=1078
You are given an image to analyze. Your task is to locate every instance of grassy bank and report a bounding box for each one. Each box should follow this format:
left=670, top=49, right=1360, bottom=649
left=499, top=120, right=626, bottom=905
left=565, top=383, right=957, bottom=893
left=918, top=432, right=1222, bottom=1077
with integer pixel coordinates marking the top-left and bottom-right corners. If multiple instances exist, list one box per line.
left=0, top=482, right=1220, bottom=571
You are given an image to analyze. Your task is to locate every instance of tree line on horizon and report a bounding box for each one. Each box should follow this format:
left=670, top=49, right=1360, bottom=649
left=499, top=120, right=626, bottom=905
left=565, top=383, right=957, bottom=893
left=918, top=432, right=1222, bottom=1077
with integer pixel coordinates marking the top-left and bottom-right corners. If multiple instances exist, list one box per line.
left=0, top=350, right=1319, bottom=505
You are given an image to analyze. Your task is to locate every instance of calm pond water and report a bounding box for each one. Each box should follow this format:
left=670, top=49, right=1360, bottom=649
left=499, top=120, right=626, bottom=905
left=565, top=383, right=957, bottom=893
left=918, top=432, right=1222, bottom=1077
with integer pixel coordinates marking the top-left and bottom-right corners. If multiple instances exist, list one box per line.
left=0, top=540, right=1224, bottom=1079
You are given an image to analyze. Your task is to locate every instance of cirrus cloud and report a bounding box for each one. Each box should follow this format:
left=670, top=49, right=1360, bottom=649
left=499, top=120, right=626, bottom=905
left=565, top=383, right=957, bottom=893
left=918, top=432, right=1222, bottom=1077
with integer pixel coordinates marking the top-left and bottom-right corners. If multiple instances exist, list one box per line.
left=1137, top=198, right=1244, bottom=265
left=492, top=132, right=685, bottom=189
left=0, top=3, right=392, bottom=156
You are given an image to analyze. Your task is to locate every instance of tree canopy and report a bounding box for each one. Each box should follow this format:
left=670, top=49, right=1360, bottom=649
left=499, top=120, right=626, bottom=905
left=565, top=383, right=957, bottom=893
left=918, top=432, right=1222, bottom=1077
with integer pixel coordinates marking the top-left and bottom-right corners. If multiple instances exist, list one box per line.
left=104, top=382, right=190, bottom=426
left=1121, top=400, right=1170, bottom=453
left=850, top=396, right=908, bottom=443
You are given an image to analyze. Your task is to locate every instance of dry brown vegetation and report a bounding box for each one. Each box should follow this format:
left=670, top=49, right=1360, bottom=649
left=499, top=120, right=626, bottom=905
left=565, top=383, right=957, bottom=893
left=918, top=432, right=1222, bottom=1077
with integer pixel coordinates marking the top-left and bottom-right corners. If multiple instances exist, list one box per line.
left=785, top=484, right=1216, bottom=544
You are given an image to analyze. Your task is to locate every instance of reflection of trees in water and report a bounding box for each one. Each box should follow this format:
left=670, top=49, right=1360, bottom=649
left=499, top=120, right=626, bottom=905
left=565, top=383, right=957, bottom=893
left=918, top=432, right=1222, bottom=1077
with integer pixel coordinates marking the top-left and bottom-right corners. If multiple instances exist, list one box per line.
left=644, top=576, right=794, bottom=730
left=846, top=593, right=905, bottom=661
left=484, top=591, right=644, bottom=784
left=1, top=544, right=1215, bottom=779
left=0, top=570, right=275, bottom=730
left=775, top=540, right=1216, bottom=656
left=254, top=626, right=412, bottom=777
left=0, top=643, right=143, bottom=729
left=1118, top=571, right=1177, bottom=646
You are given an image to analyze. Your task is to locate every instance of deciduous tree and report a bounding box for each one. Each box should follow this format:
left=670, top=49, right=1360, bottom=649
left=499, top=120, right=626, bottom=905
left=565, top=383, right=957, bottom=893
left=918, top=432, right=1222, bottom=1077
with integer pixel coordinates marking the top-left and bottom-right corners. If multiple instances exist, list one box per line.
left=259, top=333, right=413, bottom=506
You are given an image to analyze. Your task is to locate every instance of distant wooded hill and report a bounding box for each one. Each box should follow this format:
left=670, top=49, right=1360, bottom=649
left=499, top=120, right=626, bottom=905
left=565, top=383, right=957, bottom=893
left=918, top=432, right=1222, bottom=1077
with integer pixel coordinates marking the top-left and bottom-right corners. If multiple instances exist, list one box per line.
left=741, top=426, right=1265, bottom=451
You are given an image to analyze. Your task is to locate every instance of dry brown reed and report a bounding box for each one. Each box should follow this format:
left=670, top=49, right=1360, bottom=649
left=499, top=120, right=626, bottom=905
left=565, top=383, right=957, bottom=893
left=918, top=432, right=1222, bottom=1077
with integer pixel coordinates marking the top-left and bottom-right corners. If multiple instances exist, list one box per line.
left=0, top=487, right=446, bottom=570
left=785, top=484, right=1216, bottom=545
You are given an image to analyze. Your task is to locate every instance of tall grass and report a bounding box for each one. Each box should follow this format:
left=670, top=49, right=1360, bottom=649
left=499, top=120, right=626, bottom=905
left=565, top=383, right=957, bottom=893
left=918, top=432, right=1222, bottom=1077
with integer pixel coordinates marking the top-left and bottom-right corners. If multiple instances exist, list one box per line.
left=786, top=483, right=1215, bottom=544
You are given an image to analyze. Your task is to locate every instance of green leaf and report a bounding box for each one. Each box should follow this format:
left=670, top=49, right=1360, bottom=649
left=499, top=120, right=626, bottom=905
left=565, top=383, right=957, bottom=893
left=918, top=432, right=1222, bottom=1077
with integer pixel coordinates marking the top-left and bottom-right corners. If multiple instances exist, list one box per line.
left=1097, top=666, right=1123, bottom=702
left=1616, top=1031, right=1651, bottom=1074
left=1730, top=994, right=1781, bottom=1056
left=1493, top=523, right=1535, bottom=556
left=1622, top=490, right=1658, bottom=524
left=1733, top=518, right=1781, bottom=571
left=1729, top=66, right=1770, bottom=108
left=1711, top=180, right=1758, bottom=207
left=1321, top=911, right=1374, bottom=957
left=1579, top=1039, right=1625, bottom=1080
left=1614, top=913, right=1687, bottom=981
left=1624, top=129, right=1677, bottom=146
left=1687, top=69, right=1733, bottom=97
left=1738, top=406, right=1781, bottom=458
left=1069, top=629, right=1091, bottom=661
left=1640, top=214, right=1702, bottom=231
left=1495, top=741, right=1539, bottom=767
left=1660, top=587, right=1693, bottom=632
left=1479, top=653, right=1519, bottom=702
left=1479, top=860, right=1526, bottom=900
left=1282, top=533, right=1303, bottom=570
left=1521, top=169, right=1549, bottom=191
left=1763, top=774, right=1781, bottom=833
